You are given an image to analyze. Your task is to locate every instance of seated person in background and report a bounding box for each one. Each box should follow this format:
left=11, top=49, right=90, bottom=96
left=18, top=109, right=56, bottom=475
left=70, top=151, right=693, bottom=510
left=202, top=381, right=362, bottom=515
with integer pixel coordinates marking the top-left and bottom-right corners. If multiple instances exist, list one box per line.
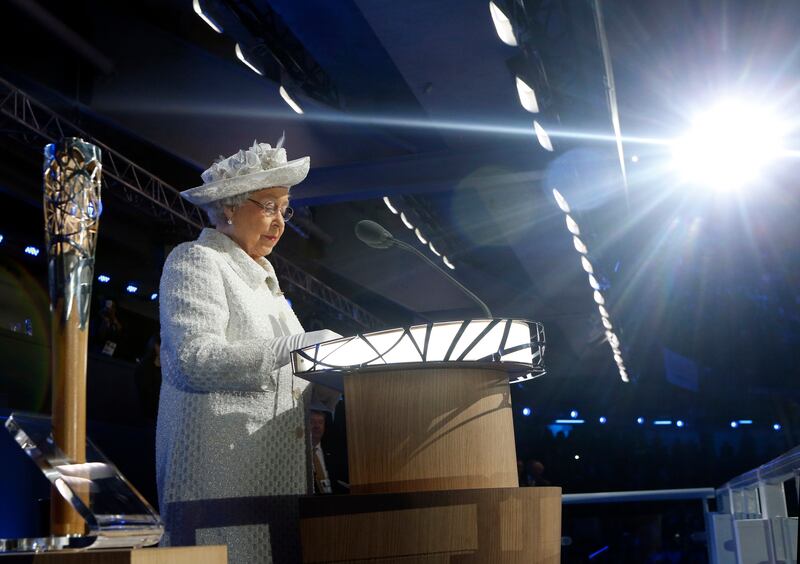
left=310, top=409, right=349, bottom=494
left=521, top=459, right=552, bottom=487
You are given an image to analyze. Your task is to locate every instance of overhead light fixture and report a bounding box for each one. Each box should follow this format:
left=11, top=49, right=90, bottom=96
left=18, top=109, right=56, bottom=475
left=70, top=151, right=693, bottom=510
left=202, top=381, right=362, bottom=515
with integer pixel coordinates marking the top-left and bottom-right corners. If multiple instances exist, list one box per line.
left=192, top=0, right=223, bottom=33
left=565, top=215, right=580, bottom=235
left=383, top=196, right=399, bottom=215
left=598, top=305, right=609, bottom=318
left=552, top=189, right=570, bottom=213
left=428, top=241, right=441, bottom=256
left=150, top=293, right=158, bottom=301
left=533, top=121, right=553, bottom=151
left=581, top=256, right=593, bottom=274
left=126, top=284, right=138, bottom=294
left=24, top=246, right=40, bottom=257
left=588, top=274, right=600, bottom=290
left=235, top=43, right=263, bottom=75
left=400, top=212, right=414, bottom=229
left=442, top=255, right=455, bottom=270
left=573, top=236, right=588, bottom=254
left=488, top=2, right=517, bottom=46
left=279, top=86, right=304, bottom=114
left=515, top=77, right=539, bottom=113
left=601, top=317, right=612, bottom=330
left=97, top=274, right=111, bottom=283
left=414, top=228, right=428, bottom=244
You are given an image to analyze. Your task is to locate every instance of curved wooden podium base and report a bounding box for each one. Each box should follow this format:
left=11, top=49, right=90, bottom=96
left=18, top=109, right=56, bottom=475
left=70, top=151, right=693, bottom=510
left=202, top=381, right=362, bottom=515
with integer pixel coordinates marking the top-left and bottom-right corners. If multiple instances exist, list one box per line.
left=0, top=546, right=227, bottom=563
left=299, top=487, right=561, bottom=563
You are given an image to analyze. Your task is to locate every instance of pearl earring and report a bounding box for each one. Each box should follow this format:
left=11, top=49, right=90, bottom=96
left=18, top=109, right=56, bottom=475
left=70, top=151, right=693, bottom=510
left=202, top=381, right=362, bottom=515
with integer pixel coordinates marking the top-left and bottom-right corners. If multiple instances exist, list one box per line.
left=227, top=218, right=233, bottom=225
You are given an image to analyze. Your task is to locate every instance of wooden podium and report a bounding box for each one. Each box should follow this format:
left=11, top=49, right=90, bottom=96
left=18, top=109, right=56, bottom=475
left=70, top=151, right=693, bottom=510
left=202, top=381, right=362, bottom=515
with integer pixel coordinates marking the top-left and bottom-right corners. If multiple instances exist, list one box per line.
left=293, top=320, right=559, bottom=563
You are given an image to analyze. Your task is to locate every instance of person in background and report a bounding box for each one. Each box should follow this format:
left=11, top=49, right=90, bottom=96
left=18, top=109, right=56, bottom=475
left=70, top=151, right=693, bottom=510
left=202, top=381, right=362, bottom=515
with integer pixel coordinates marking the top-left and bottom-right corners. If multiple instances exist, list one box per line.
left=310, top=409, right=349, bottom=495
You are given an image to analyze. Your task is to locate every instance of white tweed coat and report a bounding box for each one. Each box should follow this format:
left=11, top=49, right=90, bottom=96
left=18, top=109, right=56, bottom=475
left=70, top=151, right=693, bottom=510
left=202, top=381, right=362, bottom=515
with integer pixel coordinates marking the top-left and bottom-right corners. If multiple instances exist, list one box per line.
left=156, top=228, right=310, bottom=563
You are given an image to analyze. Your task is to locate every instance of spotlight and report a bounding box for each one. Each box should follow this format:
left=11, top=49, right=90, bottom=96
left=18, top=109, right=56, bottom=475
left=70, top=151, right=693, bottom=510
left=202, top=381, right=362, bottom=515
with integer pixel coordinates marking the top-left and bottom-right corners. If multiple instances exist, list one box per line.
left=126, top=284, right=138, bottom=294
left=581, top=256, right=593, bottom=273
left=552, top=189, right=570, bottom=213
left=676, top=420, right=685, bottom=428
left=631, top=155, right=639, bottom=163
left=515, top=77, right=539, bottom=113
left=428, top=241, right=441, bottom=256
left=150, top=293, right=158, bottom=301
left=442, top=256, right=455, bottom=270
left=636, top=417, right=645, bottom=425
left=653, top=420, right=672, bottom=426
left=383, top=197, right=399, bottom=215
left=570, top=410, right=579, bottom=418
left=598, top=305, right=609, bottom=318
left=588, top=274, right=600, bottom=290
left=599, top=416, right=607, bottom=424
left=671, top=99, right=785, bottom=192
left=533, top=121, right=553, bottom=151
left=573, top=236, right=588, bottom=254
left=522, top=407, right=532, bottom=416
left=773, top=423, right=781, bottom=431
left=555, top=419, right=584, bottom=424
left=234, top=44, right=263, bottom=76
left=574, top=454, right=580, bottom=460
left=737, top=420, right=753, bottom=425
left=601, top=317, right=613, bottom=330
left=565, top=215, right=580, bottom=235
left=730, top=421, right=738, bottom=428
left=279, top=86, right=304, bottom=114
left=593, top=290, right=605, bottom=305
left=0, top=234, right=4, bottom=243
left=414, top=228, right=428, bottom=244
left=400, top=212, right=414, bottom=229
left=619, top=368, right=629, bottom=382
left=24, top=246, right=40, bottom=257
left=192, top=0, right=222, bottom=33
left=488, top=2, right=517, bottom=46
left=97, top=275, right=111, bottom=283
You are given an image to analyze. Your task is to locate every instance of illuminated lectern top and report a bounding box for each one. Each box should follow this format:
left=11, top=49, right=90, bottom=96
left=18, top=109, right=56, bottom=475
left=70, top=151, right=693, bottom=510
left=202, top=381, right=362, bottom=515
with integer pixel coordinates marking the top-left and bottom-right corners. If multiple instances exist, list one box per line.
left=291, top=318, right=546, bottom=391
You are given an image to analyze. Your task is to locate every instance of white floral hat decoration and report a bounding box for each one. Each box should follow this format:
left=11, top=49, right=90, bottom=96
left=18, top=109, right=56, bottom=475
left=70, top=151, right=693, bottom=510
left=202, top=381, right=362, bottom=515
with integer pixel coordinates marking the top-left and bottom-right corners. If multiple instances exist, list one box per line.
left=180, top=134, right=310, bottom=206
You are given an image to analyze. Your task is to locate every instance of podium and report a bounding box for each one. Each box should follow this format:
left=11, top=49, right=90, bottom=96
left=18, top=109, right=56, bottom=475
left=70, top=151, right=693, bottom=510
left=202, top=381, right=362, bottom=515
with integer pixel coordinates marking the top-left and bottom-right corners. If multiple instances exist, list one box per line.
left=292, top=319, right=560, bottom=563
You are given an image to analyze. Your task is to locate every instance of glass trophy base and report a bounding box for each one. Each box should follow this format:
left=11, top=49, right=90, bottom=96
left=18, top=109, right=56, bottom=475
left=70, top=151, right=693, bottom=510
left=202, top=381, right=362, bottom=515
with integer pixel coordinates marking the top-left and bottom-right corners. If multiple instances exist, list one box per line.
left=0, top=413, right=163, bottom=554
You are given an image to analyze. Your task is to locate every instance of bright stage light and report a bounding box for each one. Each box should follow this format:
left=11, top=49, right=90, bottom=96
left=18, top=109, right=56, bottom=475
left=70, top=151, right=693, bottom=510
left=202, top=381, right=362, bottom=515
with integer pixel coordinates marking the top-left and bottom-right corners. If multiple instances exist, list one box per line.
left=414, top=228, right=428, bottom=244
left=730, top=421, right=738, bottom=428
left=573, top=236, right=588, bottom=254
left=192, top=0, right=222, bottom=33
left=489, top=2, right=517, bottom=46
left=676, top=420, right=684, bottom=428
left=570, top=410, right=579, bottom=418
left=515, top=77, right=539, bottom=113
left=24, top=246, right=40, bottom=257
left=150, top=293, right=158, bottom=301
left=428, top=241, right=441, bottom=256
left=400, top=212, right=414, bottom=229
left=593, top=290, right=605, bottom=305
left=533, top=121, right=553, bottom=151
left=442, top=255, right=455, bottom=270
left=126, top=284, right=138, bottom=294
left=552, top=189, right=570, bottom=213
left=97, top=274, right=110, bottom=283
left=383, top=197, right=399, bottom=215
left=581, top=256, right=593, bottom=274
left=522, top=407, right=532, bottom=416
left=235, top=44, right=262, bottom=76
left=0, top=234, right=4, bottom=243
left=599, top=416, right=606, bottom=424
left=574, top=454, right=580, bottom=460
left=654, top=420, right=672, bottom=426
left=672, top=99, right=785, bottom=192
left=636, top=417, right=644, bottom=425
left=588, top=274, right=600, bottom=290
left=279, top=86, right=304, bottom=114
left=565, top=215, right=580, bottom=235
left=773, top=423, right=781, bottom=431
left=601, top=317, right=613, bottom=331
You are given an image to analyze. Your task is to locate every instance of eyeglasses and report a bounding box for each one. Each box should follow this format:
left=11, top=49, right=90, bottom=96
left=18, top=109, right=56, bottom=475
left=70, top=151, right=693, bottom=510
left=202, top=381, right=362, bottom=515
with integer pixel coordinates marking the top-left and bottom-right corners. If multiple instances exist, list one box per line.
left=248, top=199, right=294, bottom=222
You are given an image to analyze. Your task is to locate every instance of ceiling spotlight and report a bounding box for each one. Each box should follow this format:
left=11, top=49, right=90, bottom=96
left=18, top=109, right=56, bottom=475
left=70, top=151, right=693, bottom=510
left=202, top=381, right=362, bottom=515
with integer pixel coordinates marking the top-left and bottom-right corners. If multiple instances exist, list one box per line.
left=150, top=293, right=158, bottom=301
left=24, top=246, right=40, bottom=257
left=773, top=423, right=781, bottom=431
left=671, top=99, right=785, bottom=192
left=522, top=407, right=532, bottom=416
left=442, top=255, right=455, bottom=270
left=599, top=416, right=607, bottom=424
left=598, top=305, right=609, bottom=318
left=235, top=43, right=262, bottom=76
left=730, top=421, right=738, bottom=428
left=515, top=77, right=539, bottom=113
left=97, top=274, right=111, bottom=283
left=593, top=290, right=605, bottom=305
left=676, top=420, right=685, bottom=428
left=565, top=215, right=580, bottom=235
left=581, top=256, right=593, bottom=274
left=192, top=0, right=222, bottom=33
left=533, top=121, right=553, bottom=151
left=637, top=417, right=645, bottom=425
left=400, top=212, right=414, bottom=229
left=613, top=353, right=623, bottom=364
left=126, top=284, right=138, bottom=294
left=605, top=331, right=619, bottom=347
left=428, top=241, right=441, bottom=256
left=552, top=189, right=571, bottom=213
left=573, top=236, right=588, bottom=254
left=619, top=369, right=629, bottom=382
left=383, top=196, right=399, bottom=215
left=414, top=228, right=428, bottom=244
left=570, top=410, right=579, bottom=418
left=588, top=274, right=600, bottom=290
left=279, top=86, right=303, bottom=114
left=489, top=2, right=517, bottom=46
left=601, top=317, right=613, bottom=330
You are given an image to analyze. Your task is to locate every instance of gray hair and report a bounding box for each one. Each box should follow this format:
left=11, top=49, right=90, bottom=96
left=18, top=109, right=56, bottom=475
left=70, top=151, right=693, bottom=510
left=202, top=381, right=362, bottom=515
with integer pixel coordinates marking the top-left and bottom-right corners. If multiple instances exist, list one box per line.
left=199, top=192, right=255, bottom=225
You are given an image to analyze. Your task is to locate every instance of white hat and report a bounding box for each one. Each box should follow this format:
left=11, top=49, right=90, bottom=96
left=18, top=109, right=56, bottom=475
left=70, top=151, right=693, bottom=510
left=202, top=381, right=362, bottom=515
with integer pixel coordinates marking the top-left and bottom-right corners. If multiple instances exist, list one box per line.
left=180, top=137, right=310, bottom=206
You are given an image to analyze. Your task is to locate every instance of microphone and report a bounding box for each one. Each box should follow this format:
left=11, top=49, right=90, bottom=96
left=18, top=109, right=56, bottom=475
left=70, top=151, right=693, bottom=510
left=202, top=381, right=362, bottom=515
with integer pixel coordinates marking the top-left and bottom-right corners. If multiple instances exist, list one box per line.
left=354, top=220, right=493, bottom=318
left=354, top=220, right=394, bottom=249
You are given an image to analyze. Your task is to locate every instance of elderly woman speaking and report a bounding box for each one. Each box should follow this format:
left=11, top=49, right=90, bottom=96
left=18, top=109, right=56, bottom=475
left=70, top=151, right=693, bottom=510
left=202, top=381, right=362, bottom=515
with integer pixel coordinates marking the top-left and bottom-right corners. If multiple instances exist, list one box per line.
left=156, top=139, right=339, bottom=563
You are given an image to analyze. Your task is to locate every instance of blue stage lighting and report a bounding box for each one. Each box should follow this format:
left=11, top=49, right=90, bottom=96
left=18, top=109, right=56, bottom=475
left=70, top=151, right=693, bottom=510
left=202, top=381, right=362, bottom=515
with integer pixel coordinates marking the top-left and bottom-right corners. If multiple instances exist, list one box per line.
left=24, top=246, right=40, bottom=257
left=150, top=293, right=158, bottom=301
left=0, top=234, right=4, bottom=243
left=730, top=421, right=738, bottom=428
left=285, top=298, right=292, bottom=308
left=773, top=423, right=781, bottom=431
left=97, top=275, right=111, bottom=283
left=598, top=416, right=607, bottom=424
left=653, top=420, right=672, bottom=426
left=570, top=410, right=579, bottom=418
left=126, top=284, right=138, bottom=294
left=522, top=407, right=532, bottom=417
left=555, top=419, right=584, bottom=424
left=676, top=420, right=685, bottom=428
left=636, top=417, right=644, bottom=425
left=738, top=420, right=753, bottom=425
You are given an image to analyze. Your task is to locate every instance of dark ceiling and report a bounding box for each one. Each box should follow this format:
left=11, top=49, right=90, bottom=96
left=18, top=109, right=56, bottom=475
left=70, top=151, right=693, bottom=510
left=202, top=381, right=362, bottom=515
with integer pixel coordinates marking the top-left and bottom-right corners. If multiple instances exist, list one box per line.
left=1, top=0, right=800, bottom=413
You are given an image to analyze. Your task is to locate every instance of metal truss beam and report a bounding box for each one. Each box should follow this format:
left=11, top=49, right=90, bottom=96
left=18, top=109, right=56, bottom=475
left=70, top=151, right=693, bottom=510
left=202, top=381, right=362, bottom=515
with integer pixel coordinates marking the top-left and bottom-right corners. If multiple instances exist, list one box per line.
left=0, top=77, right=383, bottom=330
